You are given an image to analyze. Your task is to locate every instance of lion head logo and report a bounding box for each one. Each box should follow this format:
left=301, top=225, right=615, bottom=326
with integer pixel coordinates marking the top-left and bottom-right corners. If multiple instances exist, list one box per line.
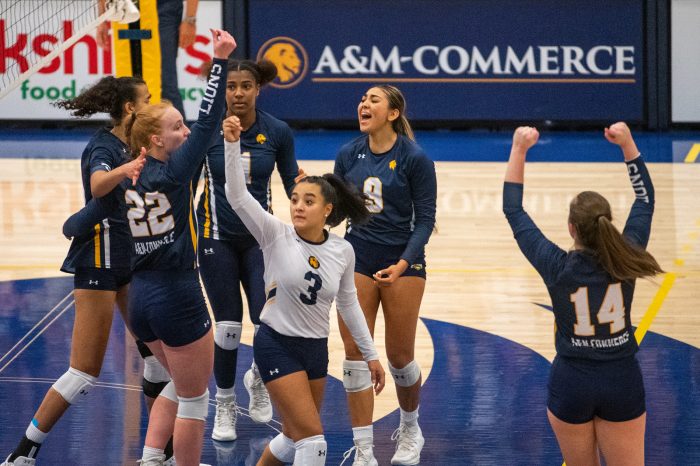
left=257, top=37, right=308, bottom=89
left=308, top=256, right=320, bottom=269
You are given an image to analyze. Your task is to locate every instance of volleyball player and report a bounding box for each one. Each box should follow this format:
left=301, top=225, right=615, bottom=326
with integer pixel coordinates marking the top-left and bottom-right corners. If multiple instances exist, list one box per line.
left=334, top=85, right=437, bottom=466
left=222, top=115, right=385, bottom=465
left=196, top=58, right=299, bottom=441
left=1, top=76, right=168, bottom=466
left=503, top=122, right=663, bottom=466
left=60, top=29, right=235, bottom=466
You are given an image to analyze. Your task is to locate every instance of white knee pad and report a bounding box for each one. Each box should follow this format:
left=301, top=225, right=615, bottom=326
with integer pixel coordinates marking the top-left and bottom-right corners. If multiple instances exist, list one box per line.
left=293, top=435, right=327, bottom=466
left=143, top=356, right=170, bottom=383
left=343, top=360, right=372, bottom=392
left=176, top=389, right=210, bottom=421
left=214, top=321, right=242, bottom=351
left=159, top=381, right=178, bottom=403
left=269, top=433, right=295, bottom=463
left=389, top=360, right=421, bottom=387
left=52, top=367, right=97, bottom=404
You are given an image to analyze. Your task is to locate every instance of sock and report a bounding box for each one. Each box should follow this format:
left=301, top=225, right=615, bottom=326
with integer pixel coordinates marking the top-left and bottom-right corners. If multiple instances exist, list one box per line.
left=10, top=435, right=42, bottom=461
left=142, top=445, right=164, bottom=461
left=216, top=387, right=235, bottom=401
left=25, top=419, right=48, bottom=444
left=400, top=406, right=419, bottom=426
left=352, top=425, right=373, bottom=443
left=251, top=362, right=260, bottom=378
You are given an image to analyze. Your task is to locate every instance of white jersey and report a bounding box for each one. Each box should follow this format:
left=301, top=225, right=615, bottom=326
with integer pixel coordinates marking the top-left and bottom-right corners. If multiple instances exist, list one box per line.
left=224, top=139, right=378, bottom=362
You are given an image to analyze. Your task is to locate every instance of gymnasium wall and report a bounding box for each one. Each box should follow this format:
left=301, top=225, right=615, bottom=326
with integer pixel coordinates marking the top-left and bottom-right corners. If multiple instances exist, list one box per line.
left=1, top=0, right=697, bottom=127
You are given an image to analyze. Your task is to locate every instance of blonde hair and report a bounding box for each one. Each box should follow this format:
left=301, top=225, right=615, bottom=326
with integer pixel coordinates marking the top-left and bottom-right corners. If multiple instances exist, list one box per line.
left=126, top=101, right=172, bottom=158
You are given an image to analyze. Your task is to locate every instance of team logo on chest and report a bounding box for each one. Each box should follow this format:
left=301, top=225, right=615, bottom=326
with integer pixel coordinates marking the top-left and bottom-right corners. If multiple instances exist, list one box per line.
left=389, top=160, right=397, bottom=170
left=308, top=256, right=320, bottom=269
left=256, top=133, right=267, bottom=144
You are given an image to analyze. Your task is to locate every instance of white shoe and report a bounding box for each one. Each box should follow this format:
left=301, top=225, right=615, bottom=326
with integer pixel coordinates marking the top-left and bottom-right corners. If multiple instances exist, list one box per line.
left=2, top=456, right=35, bottom=466
left=390, top=423, right=424, bottom=465
left=243, top=369, right=272, bottom=423
left=340, top=441, right=378, bottom=466
left=163, top=457, right=175, bottom=466
left=137, top=453, right=165, bottom=466
left=212, top=397, right=238, bottom=441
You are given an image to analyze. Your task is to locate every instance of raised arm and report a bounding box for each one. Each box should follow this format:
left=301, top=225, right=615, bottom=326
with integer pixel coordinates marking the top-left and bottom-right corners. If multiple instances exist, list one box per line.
left=605, top=122, right=655, bottom=248
left=503, top=127, right=566, bottom=285
left=223, top=116, right=286, bottom=248
left=168, top=29, right=235, bottom=183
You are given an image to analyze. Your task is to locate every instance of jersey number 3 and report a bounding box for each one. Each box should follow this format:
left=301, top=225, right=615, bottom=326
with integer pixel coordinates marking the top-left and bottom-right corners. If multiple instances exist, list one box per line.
left=570, top=283, right=626, bottom=336
left=125, top=190, right=175, bottom=238
left=300, top=271, right=322, bottom=305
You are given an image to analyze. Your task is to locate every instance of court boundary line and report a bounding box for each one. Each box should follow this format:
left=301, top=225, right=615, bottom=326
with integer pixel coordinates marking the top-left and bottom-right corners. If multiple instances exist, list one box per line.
left=0, top=290, right=73, bottom=368
left=0, top=298, right=75, bottom=374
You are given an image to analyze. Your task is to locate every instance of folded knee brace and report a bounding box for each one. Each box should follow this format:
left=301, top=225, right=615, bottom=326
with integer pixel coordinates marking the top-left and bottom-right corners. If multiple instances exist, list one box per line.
left=52, top=367, right=97, bottom=404
left=388, top=360, right=421, bottom=387
left=342, top=360, right=373, bottom=392
left=177, top=389, right=209, bottom=421
left=142, top=356, right=171, bottom=398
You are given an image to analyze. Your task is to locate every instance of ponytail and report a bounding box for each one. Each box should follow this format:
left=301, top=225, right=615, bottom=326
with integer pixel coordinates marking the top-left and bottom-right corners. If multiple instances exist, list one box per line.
left=127, top=102, right=172, bottom=158
left=299, top=174, right=370, bottom=228
left=53, top=76, right=145, bottom=122
left=569, top=191, right=664, bottom=281
left=375, top=84, right=415, bottom=141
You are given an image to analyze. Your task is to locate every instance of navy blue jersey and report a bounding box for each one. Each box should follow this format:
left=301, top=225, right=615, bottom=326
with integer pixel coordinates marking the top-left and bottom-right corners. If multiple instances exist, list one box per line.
left=334, top=134, right=437, bottom=264
left=64, top=58, right=228, bottom=272
left=503, top=156, right=655, bottom=361
left=61, top=128, right=132, bottom=274
left=197, top=109, right=298, bottom=240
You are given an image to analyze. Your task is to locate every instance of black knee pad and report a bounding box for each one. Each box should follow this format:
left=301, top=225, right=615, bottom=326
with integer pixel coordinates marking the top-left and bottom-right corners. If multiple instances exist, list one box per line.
left=142, top=378, right=169, bottom=398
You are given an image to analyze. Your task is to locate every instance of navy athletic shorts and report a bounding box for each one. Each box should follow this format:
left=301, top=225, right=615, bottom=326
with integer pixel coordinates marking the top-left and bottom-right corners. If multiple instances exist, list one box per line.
left=254, top=323, right=329, bottom=383
left=74, top=267, right=131, bottom=291
left=128, top=269, right=211, bottom=347
left=198, top=235, right=265, bottom=324
left=345, top=235, right=426, bottom=279
left=547, top=354, right=646, bottom=424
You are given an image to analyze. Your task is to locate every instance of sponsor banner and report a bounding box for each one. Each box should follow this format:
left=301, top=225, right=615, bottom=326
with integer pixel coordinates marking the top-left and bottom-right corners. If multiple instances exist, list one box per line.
left=250, top=0, right=644, bottom=122
left=0, top=1, right=221, bottom=120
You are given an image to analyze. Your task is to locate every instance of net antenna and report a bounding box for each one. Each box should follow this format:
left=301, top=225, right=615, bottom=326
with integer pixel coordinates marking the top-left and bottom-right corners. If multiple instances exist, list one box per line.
left=0, top=0, right=139, bottom=100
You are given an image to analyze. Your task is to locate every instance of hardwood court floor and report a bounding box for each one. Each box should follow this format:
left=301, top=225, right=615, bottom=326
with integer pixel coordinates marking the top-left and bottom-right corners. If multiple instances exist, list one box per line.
left=0, top=156, right=698, bottom=465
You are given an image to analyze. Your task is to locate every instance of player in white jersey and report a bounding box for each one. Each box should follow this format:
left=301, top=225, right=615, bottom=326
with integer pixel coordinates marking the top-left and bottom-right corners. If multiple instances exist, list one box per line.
left=222, top=116, right=385, bottom=466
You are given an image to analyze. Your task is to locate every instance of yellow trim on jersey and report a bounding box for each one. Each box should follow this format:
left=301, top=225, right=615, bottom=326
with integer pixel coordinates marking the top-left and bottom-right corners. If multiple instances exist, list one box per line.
left=93, top=223, right=102, bottom=267
left=202, top=175, right=212, bottom=239
left=188, top=185, right=198, bottom=253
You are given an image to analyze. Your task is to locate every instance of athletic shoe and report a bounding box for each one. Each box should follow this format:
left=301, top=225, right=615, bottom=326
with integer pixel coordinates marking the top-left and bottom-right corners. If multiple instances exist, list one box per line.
left=243, top=369, right=272, bottom=423
left=212, top=397, right=238, bottom=441
left=340, top=440, right=378, bottom=466
left=2, top=456, right=35, bottom=466
left=390, top=423, right=424, bottom=465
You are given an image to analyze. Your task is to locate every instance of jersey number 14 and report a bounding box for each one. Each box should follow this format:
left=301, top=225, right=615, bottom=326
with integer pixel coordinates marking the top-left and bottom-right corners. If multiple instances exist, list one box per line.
left=570, top=283, right=626, bottom=337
